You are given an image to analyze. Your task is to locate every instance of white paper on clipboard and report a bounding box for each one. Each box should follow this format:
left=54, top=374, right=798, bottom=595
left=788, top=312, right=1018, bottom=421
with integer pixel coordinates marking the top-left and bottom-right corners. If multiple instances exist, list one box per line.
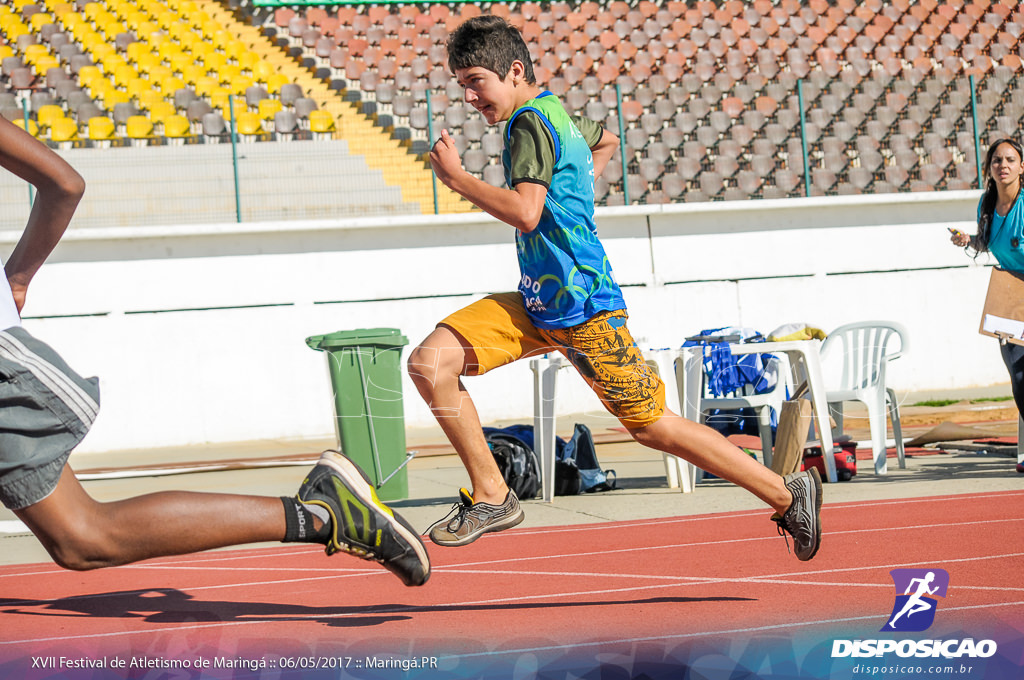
left=982, top=314, right=1024, bottom=341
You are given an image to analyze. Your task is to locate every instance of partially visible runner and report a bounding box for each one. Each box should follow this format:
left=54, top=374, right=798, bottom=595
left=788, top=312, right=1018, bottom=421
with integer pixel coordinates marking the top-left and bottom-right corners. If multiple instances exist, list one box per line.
left=0, top=116, right=429, bottom=586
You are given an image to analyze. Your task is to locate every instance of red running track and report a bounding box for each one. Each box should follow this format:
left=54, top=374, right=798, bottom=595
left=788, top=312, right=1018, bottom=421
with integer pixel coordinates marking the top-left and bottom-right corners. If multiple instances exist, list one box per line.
left=1, top=490, right=1022, bottom=678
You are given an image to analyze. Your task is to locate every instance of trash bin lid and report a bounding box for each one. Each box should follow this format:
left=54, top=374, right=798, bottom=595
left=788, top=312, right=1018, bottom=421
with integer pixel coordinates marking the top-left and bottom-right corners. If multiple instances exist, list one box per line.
left=306, top=328, right=409, bottom=351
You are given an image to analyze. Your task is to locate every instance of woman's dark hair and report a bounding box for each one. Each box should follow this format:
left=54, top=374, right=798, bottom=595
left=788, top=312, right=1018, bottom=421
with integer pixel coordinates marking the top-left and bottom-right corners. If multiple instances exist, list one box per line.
left=974, top=137, right=1024, bottom=254
left=446, top=15, right=536, bottom=84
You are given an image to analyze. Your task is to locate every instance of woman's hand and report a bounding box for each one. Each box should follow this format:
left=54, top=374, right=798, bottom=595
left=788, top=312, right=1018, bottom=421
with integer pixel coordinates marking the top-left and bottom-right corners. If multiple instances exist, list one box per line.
left=949, top=228, right=970, bottom=247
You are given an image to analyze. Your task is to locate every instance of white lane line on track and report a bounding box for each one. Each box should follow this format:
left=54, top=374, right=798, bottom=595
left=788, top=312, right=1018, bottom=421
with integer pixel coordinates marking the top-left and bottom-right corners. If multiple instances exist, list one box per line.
left=3, top=489, right=1020, bottom=576
left=511, top=490, right=1024, bottom=538
left=444, top=517, right=1024, bottom=570
left=8, top=548, right=1021, bottom=614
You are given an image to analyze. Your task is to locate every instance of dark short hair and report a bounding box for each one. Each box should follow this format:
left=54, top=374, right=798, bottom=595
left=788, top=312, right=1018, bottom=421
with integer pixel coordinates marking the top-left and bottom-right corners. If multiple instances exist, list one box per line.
left=446, top=15, right=536, bottom=84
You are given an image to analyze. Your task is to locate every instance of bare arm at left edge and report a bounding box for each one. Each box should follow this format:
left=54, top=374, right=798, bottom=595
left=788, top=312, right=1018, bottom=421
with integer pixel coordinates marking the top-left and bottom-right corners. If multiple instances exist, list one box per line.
left=0, top=118, right=85, bottom=312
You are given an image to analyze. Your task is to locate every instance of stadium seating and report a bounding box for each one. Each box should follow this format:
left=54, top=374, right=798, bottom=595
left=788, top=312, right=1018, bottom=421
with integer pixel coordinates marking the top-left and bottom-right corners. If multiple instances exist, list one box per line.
left=1, top=0, right=1022, bottom=210
left=264, top=0, right=1020, bottom=203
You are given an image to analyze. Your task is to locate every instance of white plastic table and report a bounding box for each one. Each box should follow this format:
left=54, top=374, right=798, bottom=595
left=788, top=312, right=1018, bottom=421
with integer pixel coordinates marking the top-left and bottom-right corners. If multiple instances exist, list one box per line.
left=529, top=339, right=838, bottom=503
left=674, top=340, right=838, bottom=484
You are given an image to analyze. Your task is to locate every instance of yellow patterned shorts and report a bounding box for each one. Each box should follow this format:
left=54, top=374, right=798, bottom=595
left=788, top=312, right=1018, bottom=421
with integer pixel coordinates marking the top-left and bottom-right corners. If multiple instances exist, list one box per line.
left=439, top=292, right=665, bottom=429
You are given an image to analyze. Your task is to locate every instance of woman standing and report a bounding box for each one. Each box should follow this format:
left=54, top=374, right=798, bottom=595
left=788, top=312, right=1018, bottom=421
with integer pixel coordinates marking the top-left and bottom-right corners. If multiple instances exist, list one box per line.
left=950, top=138, right=1024, bottom=472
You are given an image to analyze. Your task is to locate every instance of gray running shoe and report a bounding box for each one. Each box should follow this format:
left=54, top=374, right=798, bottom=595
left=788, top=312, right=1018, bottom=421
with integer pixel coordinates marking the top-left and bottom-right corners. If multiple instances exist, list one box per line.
left=771, top=467, right=823, bottom=561
left=297, top=451, right=430, bottom=586
left=428, top=488, right=524, bottom=547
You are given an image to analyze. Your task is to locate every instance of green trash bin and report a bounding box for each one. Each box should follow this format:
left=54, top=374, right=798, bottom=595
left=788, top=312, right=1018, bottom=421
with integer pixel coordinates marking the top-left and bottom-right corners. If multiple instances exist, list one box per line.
left=306, top=328, right=411, bottom=501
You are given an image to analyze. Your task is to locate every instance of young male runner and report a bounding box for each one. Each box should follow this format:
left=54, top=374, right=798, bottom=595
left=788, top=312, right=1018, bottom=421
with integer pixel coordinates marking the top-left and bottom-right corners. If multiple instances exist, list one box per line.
left=0, top=116, right=429, bottom=586
left=408, top=15, right=822, bottom=560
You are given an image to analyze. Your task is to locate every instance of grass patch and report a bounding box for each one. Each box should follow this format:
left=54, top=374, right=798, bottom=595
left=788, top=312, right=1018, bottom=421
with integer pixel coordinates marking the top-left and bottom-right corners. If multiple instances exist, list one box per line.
left=911, top=399, right=959, bottom=407
left=910, top=396, right=1013, bottom=407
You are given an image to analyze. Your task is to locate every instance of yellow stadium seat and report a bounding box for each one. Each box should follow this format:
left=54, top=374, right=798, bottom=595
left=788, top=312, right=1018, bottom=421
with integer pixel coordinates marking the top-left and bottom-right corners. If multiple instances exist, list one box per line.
left=218, top=63, right=242, bottom=84
left=209, top=87, right=231, bottom=112
left=23, top=43, right=48, bottom=59
left=34, top=55, right=61, bottom=75
left=90, top=43, right=117, bottom=67
left=87, top=78, right=116, bottom=101
left=125, top=114, right=153, bottom=140
left=222, top=39, right=246, bottom=62
left=136, top=88, right=165, bottom=111
left=135, top=20, right=159, bottom=40
left=13, top=118, right=41, bottom=137
left=132, top=49, right=159, bottom=71
left=205, top=25, right=227, bottom=41
left=228, top=74, right=254, bottom=95
left=163, top=114, right=190, bottom=138
left=258, top=98, right=282, bottom=120
left=155, top=11, right=176, bottom=30
left=0, top=45, right=13, bottom=60
left=77, top=65, right=103, bottom=88
left=29, top=12, right=54, bottom=31
left=127, top=42, right=151, bottom=64
left=123, top=9, right=147, bottom=30
left=59, top=11, right=83, bottom=32
left=147, top=101, right=176, bottom=123
left=49, top=116, right=79, bottom=143
left=234, top=111, right=262, bottom=136
left=1, top=18, right=29, bottom=41
left=169, top=52, right=193, bottom=75
left=265, top=73, right=290, bottom=95
left=252, top=60, right=275, bottom=83
left=193, top=76, right=219, bottom=96
left=236, top=50, right=258, bottom=72
left=143, top=63, right=169, bottom=82
left=157, top=75, right=185, bottom=95
left=181, top=64, right=207, bottom=85
left=309, top=110, right=335, bottom=134
left=101, top=89, right=131, bottom=107
left=204, top=51, right=228, bottom=73
left=82, top=2, right=104, bottom=22
left=167, top=22, right=190, bottom=42
left=87, top=116, right=116, bottom=141
left=112, top=63, right=137, bottom=87
left=37, top=104, right=66, bottom=128
left=23, top=45, right=51, bottom=68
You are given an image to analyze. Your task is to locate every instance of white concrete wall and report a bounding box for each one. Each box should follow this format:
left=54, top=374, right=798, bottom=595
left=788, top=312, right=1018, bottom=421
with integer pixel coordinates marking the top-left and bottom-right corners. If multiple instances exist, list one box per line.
left=0, top=191, right=1003, bottom=457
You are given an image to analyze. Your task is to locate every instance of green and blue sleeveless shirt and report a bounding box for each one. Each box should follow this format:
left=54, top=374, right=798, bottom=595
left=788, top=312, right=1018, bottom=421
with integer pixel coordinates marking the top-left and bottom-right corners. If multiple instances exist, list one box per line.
left=502, top=92, right=626, bottom=329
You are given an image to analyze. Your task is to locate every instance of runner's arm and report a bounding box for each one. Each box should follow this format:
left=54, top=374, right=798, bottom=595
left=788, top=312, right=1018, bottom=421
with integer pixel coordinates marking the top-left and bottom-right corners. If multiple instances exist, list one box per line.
left=0, top=117, right=85, bottom=312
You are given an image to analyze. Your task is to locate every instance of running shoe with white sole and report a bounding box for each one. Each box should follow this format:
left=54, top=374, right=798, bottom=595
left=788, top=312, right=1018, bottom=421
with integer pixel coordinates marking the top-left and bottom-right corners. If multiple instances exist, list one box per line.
left=428, top=488, right=524, bottom=547
left=771, top=467, right=823, bottom=561
left=297, top=450, right=430, bottom=586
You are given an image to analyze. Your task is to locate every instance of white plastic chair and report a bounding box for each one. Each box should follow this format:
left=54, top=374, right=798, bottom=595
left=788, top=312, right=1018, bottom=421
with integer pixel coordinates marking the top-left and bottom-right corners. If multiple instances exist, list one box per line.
left=819, top=321, right=908, bottom=474
left=697, top=352, right=792, bottom=469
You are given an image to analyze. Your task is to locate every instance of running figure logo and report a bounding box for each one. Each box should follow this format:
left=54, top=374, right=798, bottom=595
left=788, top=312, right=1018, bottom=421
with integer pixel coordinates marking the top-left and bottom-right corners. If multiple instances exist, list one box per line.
left=883, top=568, right=950, bottom=632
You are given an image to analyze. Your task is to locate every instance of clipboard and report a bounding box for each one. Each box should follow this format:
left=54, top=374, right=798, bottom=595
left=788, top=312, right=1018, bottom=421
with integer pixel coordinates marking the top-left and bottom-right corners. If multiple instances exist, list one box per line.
left=979, top=267, right=1024, bottom=347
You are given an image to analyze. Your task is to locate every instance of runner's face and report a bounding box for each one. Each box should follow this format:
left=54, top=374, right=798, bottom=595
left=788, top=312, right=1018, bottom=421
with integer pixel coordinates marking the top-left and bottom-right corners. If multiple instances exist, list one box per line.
left=455, top=65, right=518, bottom=125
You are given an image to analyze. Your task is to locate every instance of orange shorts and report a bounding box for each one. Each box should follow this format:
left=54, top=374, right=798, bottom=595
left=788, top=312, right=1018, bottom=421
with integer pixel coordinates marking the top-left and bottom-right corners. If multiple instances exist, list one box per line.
left=439, top=292, right=665, bottom=429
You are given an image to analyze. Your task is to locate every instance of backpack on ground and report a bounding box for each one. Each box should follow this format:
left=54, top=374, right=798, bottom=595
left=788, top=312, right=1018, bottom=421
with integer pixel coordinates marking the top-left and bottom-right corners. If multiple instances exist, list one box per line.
left=557, top=423, right=617, bottom=494
left=482, top=426, right=541, bottom=500
left=482, top=424, right=616, bottom=497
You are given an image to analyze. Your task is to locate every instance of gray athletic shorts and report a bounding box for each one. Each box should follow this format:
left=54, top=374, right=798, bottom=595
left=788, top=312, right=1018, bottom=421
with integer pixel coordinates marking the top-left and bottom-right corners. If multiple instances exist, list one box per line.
left=0, top=326, right=100, bottom=510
